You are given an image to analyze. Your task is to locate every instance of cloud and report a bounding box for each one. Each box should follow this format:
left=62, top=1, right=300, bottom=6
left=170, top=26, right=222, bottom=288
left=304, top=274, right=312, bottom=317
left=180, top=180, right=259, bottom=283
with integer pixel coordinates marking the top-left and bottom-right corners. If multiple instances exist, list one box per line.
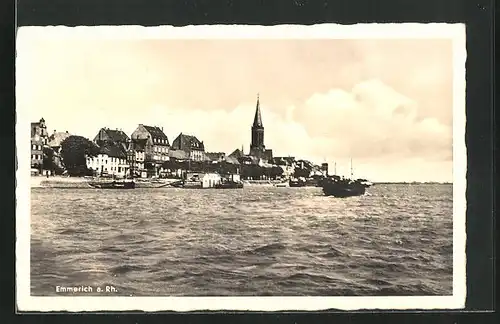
left=17, top=36, right=454, bottom=182
left=289, top=80, right=452, bottom=163
left=122, top=79, right=452, bottom=182
left=132, top=80, right=452, bottom=170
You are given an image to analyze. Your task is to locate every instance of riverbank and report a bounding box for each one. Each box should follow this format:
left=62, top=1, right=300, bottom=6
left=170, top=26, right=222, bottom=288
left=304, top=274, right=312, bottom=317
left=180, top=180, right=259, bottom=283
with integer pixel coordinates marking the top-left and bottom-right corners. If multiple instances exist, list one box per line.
left=242, top=180, right=283, bottom=187
left=30, top=176, right=91, bottom=188
left=31, top=176, right=182, bottom=189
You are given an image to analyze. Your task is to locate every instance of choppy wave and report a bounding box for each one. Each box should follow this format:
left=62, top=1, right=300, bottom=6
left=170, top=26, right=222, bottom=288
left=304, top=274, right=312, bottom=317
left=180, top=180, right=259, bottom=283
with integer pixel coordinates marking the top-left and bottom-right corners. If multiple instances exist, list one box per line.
left=30, top=184, right=453, bottom=296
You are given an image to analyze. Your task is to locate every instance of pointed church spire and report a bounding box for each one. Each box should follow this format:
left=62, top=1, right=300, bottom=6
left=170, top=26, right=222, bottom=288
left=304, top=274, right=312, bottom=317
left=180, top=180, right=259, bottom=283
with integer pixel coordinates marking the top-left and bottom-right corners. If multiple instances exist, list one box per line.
left=253, top=93, right=263, bottom=127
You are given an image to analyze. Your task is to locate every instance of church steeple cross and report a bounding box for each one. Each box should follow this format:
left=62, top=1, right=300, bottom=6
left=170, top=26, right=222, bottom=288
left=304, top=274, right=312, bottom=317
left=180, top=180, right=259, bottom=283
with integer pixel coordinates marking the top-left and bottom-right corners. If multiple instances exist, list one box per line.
left=253, top=93, right=263, bottom=128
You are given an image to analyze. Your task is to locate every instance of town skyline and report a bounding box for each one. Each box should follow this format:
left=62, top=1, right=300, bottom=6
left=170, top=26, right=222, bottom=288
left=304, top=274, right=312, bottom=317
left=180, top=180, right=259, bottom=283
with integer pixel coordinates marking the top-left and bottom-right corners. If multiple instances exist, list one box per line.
left=17, top=32, right=456, bottom=183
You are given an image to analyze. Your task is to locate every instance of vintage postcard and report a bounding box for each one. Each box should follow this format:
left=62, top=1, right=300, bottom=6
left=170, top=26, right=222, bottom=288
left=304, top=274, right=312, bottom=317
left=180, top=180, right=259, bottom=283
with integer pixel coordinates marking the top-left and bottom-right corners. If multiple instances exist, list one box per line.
left=16, top=23, right=466, bottom=312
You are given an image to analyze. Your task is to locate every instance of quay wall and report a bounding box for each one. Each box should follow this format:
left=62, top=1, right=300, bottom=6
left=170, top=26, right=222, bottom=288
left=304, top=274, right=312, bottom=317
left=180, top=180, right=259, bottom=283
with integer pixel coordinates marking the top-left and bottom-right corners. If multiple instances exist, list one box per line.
left=31, top=176, right=91, bottom=188
left=243, top=180, right=283, bottom=186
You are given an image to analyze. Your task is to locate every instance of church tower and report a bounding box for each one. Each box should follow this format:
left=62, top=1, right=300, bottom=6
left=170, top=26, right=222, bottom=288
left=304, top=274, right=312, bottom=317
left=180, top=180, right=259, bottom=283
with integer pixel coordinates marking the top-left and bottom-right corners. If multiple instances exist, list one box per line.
left=250, top=94, right=265, bottom=157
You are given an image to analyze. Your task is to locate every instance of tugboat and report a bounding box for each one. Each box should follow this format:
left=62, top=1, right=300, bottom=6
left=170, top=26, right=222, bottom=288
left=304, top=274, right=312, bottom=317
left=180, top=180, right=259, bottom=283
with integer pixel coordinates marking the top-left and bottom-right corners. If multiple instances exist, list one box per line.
left=321, top=159, right=370, bottom=197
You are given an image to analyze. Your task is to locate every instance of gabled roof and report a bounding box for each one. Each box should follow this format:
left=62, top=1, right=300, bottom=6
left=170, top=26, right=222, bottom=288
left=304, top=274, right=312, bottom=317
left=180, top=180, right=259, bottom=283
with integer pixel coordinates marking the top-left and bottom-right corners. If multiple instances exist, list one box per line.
left=172, top=133, right=204, bottom=151
left=228, top=148, right=244, bottom=159
left=98, top=143, right=127, bottom=158
left=104, top=128, right=129, bottom=143
left=224, top=156, right=240, bottom=165
left=143, top=125, right=169, bottom=141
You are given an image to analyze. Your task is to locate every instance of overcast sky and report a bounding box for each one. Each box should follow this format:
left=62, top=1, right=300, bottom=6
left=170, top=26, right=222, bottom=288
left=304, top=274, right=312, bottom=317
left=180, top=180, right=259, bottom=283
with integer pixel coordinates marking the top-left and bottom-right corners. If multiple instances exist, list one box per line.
left=17, top=28, right=459, bottom=182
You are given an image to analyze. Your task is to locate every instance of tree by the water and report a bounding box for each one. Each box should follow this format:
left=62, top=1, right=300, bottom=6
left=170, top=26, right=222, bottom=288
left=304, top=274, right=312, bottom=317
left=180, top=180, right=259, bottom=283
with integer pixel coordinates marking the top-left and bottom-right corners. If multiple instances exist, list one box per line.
left=42, top=147, right=63, bottom=174
left=60, top=135, right=99, bottom=176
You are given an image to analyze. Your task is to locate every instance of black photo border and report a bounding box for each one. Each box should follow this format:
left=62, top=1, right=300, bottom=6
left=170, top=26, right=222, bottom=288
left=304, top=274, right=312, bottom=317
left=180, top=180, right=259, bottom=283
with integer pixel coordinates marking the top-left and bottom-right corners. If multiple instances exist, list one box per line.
left=2, top=0, right=496, bottom=323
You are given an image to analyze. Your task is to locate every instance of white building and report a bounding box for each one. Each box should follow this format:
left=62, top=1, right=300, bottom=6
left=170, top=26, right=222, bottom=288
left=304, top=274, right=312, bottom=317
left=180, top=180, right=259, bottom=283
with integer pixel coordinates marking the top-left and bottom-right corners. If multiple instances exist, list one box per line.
left=279, top=164, right=295, bottom=179
left=201, top=173, right=222, bottom=188
left=86, top=145, right=130, bottom=178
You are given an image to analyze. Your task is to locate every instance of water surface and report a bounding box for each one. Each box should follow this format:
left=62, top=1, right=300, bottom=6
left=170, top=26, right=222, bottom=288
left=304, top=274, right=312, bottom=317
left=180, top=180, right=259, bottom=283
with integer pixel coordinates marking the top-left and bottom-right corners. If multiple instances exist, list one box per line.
left=30, top=184, right=453, bottom=296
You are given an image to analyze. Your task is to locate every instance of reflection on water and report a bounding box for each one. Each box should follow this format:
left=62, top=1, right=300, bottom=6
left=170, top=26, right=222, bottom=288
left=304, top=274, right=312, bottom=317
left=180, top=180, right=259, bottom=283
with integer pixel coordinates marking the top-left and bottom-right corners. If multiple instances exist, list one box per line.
left=30, top=184, right=453, bottom=296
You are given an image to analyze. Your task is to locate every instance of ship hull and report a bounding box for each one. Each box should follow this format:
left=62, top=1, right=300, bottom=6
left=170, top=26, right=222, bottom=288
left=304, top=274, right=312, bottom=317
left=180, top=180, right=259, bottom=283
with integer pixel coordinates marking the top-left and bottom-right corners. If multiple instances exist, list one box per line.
left=322, top=185, right=365, bottom=197
left=289, top=180, right=306, bottom=187
left=181, top=181, right=203, bottom=189
left=134, top=180, right=171, bottom=188
left=321, top=180, right=366, bottom=197
left=88, top=181, right=135, bottom=189
left=214, top=182, right=244, bottom=189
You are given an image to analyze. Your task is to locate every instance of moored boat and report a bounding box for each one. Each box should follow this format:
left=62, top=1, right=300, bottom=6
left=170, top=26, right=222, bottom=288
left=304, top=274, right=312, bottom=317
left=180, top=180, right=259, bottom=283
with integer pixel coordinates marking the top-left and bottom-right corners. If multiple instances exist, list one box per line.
left=214, top=181, right=244, bottom=189
left=289, top=177, right=306, bottom=187
left=133, top=178, right=172, bottom=188
left=88, top=179, right=135, bottom=189
left=180, top=180, right=203, bottom=189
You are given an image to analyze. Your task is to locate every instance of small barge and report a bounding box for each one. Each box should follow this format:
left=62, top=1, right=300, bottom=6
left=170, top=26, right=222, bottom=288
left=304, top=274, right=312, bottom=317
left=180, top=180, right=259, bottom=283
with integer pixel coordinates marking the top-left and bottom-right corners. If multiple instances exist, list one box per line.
left=88, top=180, right=135, bottom=189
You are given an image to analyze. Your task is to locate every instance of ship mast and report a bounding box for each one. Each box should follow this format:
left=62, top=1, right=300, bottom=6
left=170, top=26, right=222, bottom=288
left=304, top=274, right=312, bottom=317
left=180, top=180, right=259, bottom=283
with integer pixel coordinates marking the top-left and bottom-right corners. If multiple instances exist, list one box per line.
left=350, top=158, right=354, bottom=179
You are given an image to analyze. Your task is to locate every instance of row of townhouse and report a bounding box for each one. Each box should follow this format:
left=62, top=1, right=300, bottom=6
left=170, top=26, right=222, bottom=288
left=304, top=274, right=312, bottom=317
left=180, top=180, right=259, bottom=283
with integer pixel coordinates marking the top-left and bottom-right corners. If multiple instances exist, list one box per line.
left=85, top=124, right=212, bottom=178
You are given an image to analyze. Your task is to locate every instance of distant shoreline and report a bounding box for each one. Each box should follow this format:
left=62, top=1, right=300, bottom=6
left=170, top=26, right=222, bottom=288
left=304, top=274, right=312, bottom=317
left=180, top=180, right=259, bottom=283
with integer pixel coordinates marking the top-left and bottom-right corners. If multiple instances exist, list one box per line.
left=373, top=182, right=452, bottom=185
left=30, top=175, right=451, bottom=188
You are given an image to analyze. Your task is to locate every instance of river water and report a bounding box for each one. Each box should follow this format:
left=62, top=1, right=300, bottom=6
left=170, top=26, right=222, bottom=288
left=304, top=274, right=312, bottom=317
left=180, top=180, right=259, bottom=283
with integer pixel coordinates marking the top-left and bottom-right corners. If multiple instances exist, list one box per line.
left=30, top=184, right=453, bottom=296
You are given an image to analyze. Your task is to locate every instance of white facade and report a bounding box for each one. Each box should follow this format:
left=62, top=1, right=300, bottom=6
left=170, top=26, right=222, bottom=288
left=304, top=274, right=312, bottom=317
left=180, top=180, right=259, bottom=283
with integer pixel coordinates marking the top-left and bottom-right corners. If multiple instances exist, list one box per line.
left=152, top=145, right=169, bottom=161
left=279, top=164, right=295, bottom=179
left=230, top=174, right=241, bottom=182
left=189, top=150, right=205, bottom=161
left=86, top=154, right=129, bottom=177
left=201, top=173, right=222, bottom=188
left=133, top=150, right=145, bottom=170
